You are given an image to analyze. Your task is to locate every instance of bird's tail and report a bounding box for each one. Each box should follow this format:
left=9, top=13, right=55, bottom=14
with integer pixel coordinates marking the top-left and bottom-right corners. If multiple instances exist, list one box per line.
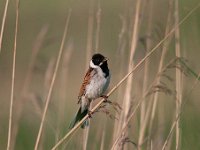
left=69, top=107, right=89, bottom=129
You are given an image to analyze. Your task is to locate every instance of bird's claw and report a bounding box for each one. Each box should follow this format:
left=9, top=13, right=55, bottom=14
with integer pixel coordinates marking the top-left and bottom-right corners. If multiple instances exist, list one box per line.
left=88, top=110, right=93, bottom=118
left=101, top=95, right=109, bottom=103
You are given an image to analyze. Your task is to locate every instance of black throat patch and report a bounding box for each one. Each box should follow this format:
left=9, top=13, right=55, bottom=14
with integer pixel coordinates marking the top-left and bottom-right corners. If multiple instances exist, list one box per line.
left=100, top=61, right=109, bottom=78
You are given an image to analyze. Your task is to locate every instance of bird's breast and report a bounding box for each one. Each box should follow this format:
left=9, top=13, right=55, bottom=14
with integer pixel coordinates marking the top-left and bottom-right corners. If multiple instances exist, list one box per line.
left=85, top=73, right=109, bottom=99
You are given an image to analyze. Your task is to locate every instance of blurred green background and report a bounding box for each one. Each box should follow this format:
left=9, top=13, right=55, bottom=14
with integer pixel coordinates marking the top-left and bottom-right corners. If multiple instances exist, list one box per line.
left=0, top=0, right=200, bottom=149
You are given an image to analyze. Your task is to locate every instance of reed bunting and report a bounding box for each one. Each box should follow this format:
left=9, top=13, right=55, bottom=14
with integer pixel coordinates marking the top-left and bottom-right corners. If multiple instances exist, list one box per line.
left=69, top=53, right=110, bottom=129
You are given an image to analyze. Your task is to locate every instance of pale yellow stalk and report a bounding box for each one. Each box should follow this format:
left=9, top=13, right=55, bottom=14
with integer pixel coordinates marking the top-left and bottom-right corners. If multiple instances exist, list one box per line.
left=7, top=1, right=19, bottom=149
left=146, top=0, right=173, bottom=149
left=34, top=10, right=71, bottom=150
left=51, top=4, right=200, bottom=149
left=0, top=0, right=10, bottom=54
left=138, top=0, right=154, bottom=148
left=83, top=1, right=94, bottom=150
left=174, top=0, right=182, bottom=149
left=10, top=26, right=48, bottom=150
left=55, top=43, right=73, bottom=142
left=116, top=0, right=142, bottom=149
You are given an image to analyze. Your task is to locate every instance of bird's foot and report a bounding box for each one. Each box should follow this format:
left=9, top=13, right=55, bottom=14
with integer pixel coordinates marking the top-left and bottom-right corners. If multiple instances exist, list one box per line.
left=88, top=110, right=93, bottom=118
left=100, top=95, right=110, bottom=103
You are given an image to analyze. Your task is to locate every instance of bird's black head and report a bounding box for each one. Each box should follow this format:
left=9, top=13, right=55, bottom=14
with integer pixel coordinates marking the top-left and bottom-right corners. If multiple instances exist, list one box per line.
left=90, top=53, right=109, bottom=77
left=91, top=53, right=107, bottom=66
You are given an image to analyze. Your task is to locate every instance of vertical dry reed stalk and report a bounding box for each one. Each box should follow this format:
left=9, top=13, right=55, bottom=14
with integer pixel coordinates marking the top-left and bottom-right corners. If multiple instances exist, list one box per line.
left=51, top=3, right=200, bottom=149
left=138, top=0, right=154, bottom=148
left=112, top=4, right=200, bottom=149
left=146, top=0, right=173, bottom=149
left=7, top=0, right=19, bottom=149
left=115, top=0, right=142, bottom=149
left=161, top=72, right=200, bottom=150
left=34, top=10, right=71, bottom=150
left=55, top=42, right=73, bottom=143
left=0, top=0, right=10, bottom=53
left=111, top=58, right=178, bottom=149
left=111, top=94, right=146, bottom=150
left=112, top=1, right=129, bottom=140
left=113, top=14, right=127, bottom=142
left=44, top=58, right=55, bottom=94
left=37, top=58, right=56, bottom=150
left=83, top=1, right=94, bottom=149
left=174, top=0, right=182, bottom=149
left=123, top=0, right=141, bottom=124
left=10, top=26, right=48, bottom=150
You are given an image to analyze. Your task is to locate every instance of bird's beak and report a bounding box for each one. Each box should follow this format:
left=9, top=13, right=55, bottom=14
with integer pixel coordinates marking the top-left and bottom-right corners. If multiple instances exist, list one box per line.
left=99, top=57, right=108, bottom=66
left=104, top=57, right=108, bottom=62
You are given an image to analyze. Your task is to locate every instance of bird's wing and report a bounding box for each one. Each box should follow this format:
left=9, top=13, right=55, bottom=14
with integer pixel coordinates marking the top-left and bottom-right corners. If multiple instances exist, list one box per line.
left=78, top=67, right=94, bottom=103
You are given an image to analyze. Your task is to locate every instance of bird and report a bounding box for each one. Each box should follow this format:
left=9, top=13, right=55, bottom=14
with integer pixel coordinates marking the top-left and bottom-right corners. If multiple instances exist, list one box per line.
left=69, top=53, right=110, bottom=129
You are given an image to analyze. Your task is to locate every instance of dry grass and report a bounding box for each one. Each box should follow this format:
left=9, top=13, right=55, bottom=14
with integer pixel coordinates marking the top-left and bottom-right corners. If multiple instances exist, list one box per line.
left=83, top=1, right=96, bottom=149
left=34, top=10, right=71, bottom=150
left=174, top=0, right=182, bottom=149
left=162, top=71, right=200, bottom=150
left=0, top=0, right=10, bottom=53
left=9, top=25, right=49, bottom=150
left=115, top=0, right=142, bottom=149
left=51, top=37, right=163, bottom=149
left=146, top=0, right=173, bottom=148
left=51, top=4, right=200, bottom=147
left=138, top=0, right=154, bottom=148
left=7, top=0, right=19, bottom=149
left=1, top=0, right=200, bottom=150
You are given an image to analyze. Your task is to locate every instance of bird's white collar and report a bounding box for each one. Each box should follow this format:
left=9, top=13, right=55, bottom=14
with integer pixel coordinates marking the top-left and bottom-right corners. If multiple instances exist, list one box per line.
left=90, top=60, right=98, bottom=68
